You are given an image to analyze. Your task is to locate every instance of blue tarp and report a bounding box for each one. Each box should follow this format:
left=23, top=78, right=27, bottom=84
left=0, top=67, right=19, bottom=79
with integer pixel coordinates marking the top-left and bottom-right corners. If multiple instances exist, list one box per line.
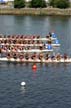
left=47, top=45, right=52, bottom=50
left=54, top=39, right=59, bottom=44
left=52, top=33, right=57, bottom=38
left=45, top=44, right=53, bottom=50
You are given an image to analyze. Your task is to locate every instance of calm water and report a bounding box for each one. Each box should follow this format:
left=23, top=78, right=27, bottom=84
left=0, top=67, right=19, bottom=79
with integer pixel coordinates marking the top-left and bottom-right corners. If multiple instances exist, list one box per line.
left=0, top=15, right=71, bottom=108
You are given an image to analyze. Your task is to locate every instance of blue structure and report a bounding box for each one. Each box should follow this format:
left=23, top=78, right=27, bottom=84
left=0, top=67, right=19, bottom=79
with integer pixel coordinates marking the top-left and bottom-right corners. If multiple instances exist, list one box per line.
left=54, top=39, right=59, bottom=44
left=52, top=33, right=57, bottom=38
left=47, top=44, right=53, bottom=50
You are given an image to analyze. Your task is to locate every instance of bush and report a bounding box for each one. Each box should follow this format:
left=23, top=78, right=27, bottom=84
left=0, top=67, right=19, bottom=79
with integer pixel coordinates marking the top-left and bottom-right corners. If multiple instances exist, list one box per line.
left=29, top=0, right=47, bottom=8
left=49, top=0, right=55, bottom=7
left=49, top=0, right=70, bottom=9
left=14, top=0, right=25, bottom=8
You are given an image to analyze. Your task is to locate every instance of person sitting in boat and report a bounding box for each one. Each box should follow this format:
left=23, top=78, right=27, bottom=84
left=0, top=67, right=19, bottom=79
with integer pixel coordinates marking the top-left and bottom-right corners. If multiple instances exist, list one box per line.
left=38, top=53, right=44, bottom=60
left=7, top=53, right=11, bottom=59
left=32, top=40, right=35, bottom=44
left=19, top=53, right=24, bottom=60
left=25, top=53, right=29, bottom=60
left=47, top=39, right=52, bottom=44
left=39, top=46, right=43, bottom=50
left=46, top=35, right=50, bottom=38
left=4, top=39, right=7, bottom=44
left=51, top=53, right=56, bottom=60
left=49, top=32, right=52, bottom=37
left=45, top=53, right=49, bottom=60
left=37, top=35, right=40, bottom=39
left=51, top=55, right=55, bottom=60
left=0, top=48, right=1, bottom=53
left=31, top=53, right=37, bottom=60
left=63, top=53, right=68, bottom=60
left=13, top=53, right=17, bottom=59
left=20, top=35, right=23, bottom=39
left=36, top=40, right=40, bottom=44
left=56, top=53, right=61, bottom=60
left=0, top=35, right=2, bottom=38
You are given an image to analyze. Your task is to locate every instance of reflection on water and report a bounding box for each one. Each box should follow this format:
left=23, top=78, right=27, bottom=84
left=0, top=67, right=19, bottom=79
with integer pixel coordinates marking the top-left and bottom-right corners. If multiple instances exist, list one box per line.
left=20, top=86, right=26, bottom=94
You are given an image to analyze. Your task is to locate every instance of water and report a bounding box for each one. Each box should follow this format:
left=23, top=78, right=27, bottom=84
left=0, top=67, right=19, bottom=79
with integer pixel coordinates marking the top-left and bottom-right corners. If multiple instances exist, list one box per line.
left=0, top=15, right=71, bottom=108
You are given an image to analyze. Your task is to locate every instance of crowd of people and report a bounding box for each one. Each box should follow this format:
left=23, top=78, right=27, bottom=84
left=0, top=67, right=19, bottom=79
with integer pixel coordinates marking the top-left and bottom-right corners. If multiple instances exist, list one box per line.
left=0, top=33, right=65, bottom=62
left=0, top=49, right=68, bottom=61
left=0, top=34, right=54, bottom=54
left=0, top=34, right=53, bottom=45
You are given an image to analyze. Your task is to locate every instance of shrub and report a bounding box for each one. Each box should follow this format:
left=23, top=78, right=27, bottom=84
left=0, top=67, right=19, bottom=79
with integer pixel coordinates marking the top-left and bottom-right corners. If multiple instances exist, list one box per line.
left=49, top=0, right=70, bottom=9
left=14, top=0, right=25, bottom=8
left=29, top=0, right=47, bottom=8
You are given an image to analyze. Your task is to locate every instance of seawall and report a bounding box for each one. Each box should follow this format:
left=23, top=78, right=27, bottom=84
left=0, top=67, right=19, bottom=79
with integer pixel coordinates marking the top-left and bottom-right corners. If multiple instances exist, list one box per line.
left=0, top=8, right=71, bottom=15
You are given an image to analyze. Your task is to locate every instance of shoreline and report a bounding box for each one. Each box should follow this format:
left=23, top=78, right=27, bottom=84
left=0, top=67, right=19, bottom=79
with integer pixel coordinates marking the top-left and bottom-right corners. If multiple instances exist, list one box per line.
left=0, top=8, right=71, bottom=16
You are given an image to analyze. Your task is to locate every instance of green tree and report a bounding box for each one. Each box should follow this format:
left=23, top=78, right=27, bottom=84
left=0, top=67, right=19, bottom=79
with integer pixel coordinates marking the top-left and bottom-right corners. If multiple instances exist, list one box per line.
left=49, top=0, right=55, bottom=7
left=49, top=0, right=70, bottom=9
left=14, top=0, right=25, bottom=8
left=29, top=0, right=47, bottom=8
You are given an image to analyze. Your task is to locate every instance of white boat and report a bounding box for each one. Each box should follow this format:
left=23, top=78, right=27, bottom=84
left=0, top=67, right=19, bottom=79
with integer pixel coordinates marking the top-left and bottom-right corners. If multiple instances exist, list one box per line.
left=23, top=49, right=53, bottom=52
left=0, top=43, right=60, bottom=47
left=0, top=33, right=61, bottom=63
left=0, top=37, right=57, bottom=41
left=1, top=49, right=53, bottom=53
left=0, top=57, right=71, bottom=63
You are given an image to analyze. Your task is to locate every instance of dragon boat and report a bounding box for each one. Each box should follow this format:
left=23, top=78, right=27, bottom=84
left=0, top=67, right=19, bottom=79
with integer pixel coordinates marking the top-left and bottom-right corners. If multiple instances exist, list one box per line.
left=0, top=57, right=70, bottom=63
left=0, top=33, right=57, bottom=41
left=0, top=43, right=60, bottom=47
left=0, top=32, right=66, bottom=63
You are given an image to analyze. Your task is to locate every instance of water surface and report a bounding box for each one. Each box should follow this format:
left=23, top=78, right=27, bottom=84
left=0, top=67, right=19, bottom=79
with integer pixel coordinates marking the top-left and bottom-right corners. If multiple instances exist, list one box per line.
left=0, top=15, right=71, bottom=108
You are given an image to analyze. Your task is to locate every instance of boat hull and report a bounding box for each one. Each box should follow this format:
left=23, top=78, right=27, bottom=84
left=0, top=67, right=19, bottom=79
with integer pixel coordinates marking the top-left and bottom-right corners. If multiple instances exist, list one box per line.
left=0, top=43, right=60, bottom=47
left=0, top=58, right=71, bottom=63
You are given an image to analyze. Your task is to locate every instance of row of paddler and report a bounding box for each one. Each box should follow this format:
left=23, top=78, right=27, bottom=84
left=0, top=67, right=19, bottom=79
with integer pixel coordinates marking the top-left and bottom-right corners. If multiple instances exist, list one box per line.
left=0, top=44, right=53, bottom=53
left=0, top=37, right=57, bottom=44
left=0, top=33, right=60, bottom=46
left=0, top=32, right=60, bottom=49
left=0, top=39, right=60, bottom=47
left=0, top=52, right=68, bottom=61
left=0, top=32, right=57, bottom=39
left=0, top=32, right=57, bottom=41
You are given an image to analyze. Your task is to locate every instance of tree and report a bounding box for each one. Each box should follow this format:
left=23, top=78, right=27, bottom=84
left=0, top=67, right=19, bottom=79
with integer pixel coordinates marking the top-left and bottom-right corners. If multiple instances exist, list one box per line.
left=14, top=0, right=25, bottom=8
left=49, top=0, right=70, bottom=9
left=29, top=0, right=47, bottom=8
left=49, top=0, right=55, bottom=7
